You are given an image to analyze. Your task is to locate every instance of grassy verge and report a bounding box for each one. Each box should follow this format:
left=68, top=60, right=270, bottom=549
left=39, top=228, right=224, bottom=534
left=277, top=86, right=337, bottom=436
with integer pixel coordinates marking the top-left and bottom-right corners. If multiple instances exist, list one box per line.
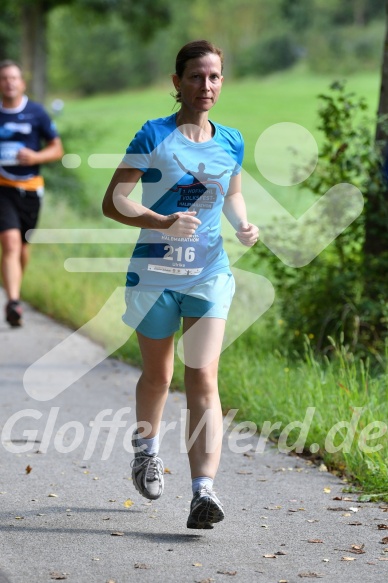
left=218, top=329, right=388, bottom=499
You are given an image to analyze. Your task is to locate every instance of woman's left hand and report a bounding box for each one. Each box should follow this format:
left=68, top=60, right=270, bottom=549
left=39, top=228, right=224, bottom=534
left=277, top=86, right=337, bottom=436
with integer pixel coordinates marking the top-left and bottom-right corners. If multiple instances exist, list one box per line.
left=235, top=222, right=259, bottom=247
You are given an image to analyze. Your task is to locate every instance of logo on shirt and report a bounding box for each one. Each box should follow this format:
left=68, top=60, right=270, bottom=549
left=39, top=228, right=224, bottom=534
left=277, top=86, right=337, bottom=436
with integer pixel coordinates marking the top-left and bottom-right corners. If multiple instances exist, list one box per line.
left=0, top=122, right=32, bottom=137
left=171, top=153, right=227, bottom=210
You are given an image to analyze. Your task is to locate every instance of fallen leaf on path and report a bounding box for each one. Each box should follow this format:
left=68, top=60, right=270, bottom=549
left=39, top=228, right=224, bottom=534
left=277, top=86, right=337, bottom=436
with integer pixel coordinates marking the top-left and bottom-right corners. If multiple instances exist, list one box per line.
left=14, top=516, right=24, bottom=520
left=196, top=578, right=214, bottom=583
left=164, top=467, right=172, bottom=474
left=275, top=551, right=287, bottom=555
left=263, top=554, right=276, bottom=558
left=318, top=464, right=328, bottom=472
left=111, top=532, right=124, bottom=536
left=378, top=524, right=388, bottom=530
left=216, top=570, right=237, bottom=575
left=323, top=487, right=331, bottom=493
left=298, top=572, right=323, bottom=578
left=335, top=544, right=365, bottom=555
left=341, top=557, right=356, bottom=561
left=48, top=493, right=58, bottom=498
left=134, top=563, right=149, bottom=569
left=381, top=537, right=388, bottom=544
left=25, top=465, right=32, bottom=474
left=50, top=573, right=67, bottom=580
left=123, top=499, right=134, bottom=508
left=237, top=470, right=252, bottom=475
left=350, top=544, right=365, bottom=554
left=327, top=507, right=348, bottom=511
left=307, top=539, right=324, bottom=544
left=348, top=522, right=362, bottom=526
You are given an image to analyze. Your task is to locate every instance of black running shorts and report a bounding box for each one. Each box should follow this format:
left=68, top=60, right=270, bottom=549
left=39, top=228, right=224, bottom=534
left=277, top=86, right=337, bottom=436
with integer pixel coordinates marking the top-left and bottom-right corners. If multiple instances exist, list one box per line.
left=0, top=186, right=41, bottom=243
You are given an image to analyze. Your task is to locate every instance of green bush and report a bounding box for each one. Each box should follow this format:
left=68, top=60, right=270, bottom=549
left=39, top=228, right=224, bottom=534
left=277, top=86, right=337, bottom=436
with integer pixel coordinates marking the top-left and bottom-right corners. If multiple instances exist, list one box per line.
left=48, top=7, right=155, bottom=95
left=236, top=33, right=300, bottom=77
left=306, top=22, right=385, bottom=74
left=250, top=81, right=388, bottom=356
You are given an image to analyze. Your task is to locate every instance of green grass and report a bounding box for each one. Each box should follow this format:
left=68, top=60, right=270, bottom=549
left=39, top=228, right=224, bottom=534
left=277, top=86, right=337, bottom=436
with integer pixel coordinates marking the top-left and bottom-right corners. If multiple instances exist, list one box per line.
left=217, top=330, right=388, bottom=498
left=20, top=67, right=387, bottom=498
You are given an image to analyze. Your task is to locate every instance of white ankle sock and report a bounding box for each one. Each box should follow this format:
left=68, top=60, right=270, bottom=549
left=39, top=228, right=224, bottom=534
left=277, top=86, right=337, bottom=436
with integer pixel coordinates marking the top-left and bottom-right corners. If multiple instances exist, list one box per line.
left=192, top=476, right=213, bottom=495
left=138, top=433, right=160, bottom=456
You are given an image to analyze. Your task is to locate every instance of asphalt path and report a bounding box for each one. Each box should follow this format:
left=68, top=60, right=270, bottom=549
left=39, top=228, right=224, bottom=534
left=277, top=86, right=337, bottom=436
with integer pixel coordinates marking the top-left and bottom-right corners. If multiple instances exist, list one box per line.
left=0, top=289, right=387, bottom=583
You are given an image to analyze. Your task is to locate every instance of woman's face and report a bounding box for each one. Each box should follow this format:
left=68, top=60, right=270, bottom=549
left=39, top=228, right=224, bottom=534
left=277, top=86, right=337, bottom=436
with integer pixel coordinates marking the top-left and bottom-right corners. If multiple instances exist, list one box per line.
left=173, top=53, right=223, bottom=114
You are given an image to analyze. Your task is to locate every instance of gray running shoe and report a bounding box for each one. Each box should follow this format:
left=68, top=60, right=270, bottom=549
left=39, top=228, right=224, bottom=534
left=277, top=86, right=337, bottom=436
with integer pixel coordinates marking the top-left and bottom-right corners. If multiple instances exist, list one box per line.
left=130, top=430, right=164, bottom=500
left=187, top=486, right=225, bottom=529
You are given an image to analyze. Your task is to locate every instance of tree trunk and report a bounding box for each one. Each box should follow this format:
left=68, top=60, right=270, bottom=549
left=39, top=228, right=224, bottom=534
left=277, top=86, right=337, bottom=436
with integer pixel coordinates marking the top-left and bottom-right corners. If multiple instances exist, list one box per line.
left=20, top=0, right=47, bottom=103
left=353, top=0, right=366, bottom=26
left=361, top=0, right=388, bottom=331
left=376, top=0, right=388, bottom=142
left=363, top=0, right=388, bottom=257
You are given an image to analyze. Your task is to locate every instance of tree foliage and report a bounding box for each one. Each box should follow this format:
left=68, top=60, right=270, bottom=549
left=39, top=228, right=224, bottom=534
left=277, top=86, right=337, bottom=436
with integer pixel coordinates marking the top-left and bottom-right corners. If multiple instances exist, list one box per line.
left=0, top=0, right=386, bottom=98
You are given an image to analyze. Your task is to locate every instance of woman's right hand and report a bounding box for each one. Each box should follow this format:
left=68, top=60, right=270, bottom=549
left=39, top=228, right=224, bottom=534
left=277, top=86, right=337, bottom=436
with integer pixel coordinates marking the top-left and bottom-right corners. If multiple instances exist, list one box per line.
left=161, top=211, right=201, bottom=237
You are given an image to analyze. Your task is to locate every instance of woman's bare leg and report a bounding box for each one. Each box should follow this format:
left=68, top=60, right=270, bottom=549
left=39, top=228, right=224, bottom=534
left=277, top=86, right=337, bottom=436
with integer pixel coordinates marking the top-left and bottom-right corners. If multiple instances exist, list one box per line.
left=182, top=317, right=226, bottom=479
left=135, top=331, right=175, bottom=437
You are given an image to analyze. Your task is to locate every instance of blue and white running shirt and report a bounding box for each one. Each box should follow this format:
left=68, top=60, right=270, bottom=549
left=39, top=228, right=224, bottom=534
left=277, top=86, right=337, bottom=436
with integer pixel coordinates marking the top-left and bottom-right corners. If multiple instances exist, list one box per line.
left=123, top=112, right=244, bottom=291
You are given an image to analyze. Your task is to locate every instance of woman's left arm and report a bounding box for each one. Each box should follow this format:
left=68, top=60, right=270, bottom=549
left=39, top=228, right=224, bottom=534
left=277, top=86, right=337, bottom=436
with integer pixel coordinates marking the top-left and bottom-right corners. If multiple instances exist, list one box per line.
left=223, top=174, right=259, bottom=247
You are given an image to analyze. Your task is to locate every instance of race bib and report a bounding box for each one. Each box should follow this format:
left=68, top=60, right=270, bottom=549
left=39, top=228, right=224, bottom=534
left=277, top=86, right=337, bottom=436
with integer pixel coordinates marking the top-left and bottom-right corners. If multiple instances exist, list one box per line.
left=0, top=141, right=24, bottom=166
left=146, top=232, right=208, bottom=276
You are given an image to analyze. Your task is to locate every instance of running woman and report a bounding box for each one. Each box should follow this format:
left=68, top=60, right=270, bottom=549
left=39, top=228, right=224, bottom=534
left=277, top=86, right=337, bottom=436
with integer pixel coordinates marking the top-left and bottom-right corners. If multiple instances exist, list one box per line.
left=102, top=40, right=259, bottom=529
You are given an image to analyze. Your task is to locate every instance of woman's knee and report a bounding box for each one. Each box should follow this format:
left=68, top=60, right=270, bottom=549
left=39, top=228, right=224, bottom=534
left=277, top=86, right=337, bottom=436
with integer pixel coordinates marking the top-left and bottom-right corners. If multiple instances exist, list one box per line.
left=184, top=366, right=218, bottom=394
left=0, top=230, right=22, bottom=255
left=138, top=370, right=172, bottom=394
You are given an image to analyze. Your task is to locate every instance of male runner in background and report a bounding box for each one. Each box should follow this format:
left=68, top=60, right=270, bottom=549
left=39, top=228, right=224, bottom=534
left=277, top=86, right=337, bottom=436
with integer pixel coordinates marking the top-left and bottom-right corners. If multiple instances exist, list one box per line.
left=0, top=60, right=63, bottom=327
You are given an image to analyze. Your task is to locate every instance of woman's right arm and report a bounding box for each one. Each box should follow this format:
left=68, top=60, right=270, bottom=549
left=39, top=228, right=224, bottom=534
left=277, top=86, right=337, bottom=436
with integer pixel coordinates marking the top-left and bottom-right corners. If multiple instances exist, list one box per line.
left=102, top=164, right=165, bottom=229
left=102, top=163, right=201, bottom=235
